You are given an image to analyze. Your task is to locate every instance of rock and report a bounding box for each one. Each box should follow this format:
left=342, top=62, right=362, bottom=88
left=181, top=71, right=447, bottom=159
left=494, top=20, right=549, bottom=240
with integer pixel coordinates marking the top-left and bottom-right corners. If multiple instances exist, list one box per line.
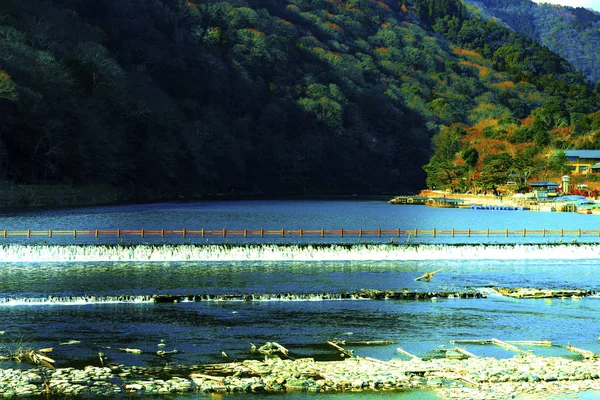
left=125, top=383, right=144, bottom=391
left=351, top=380, right=364, bottom=389
left=286, top=379, right=308, bottom=390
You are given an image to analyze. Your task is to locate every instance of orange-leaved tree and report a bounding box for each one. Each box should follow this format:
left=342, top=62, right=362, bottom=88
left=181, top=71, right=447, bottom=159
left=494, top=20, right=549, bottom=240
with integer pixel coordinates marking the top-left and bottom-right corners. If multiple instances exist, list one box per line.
left=0, top=70, right=17, bottom=101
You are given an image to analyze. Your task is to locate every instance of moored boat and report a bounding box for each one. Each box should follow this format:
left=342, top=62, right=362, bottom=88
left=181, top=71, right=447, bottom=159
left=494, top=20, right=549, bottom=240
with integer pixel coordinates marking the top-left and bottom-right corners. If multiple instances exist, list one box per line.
left=388, top=195, right=428, bottom=205
left=425, top=198, right=465, bottom=208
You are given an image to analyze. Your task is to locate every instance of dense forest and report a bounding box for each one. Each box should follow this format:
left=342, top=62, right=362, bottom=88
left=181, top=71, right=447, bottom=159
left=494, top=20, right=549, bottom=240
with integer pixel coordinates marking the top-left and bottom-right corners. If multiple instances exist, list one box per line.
left=0, top=0, right=599, bottom=202
left=465, top=0, right=600, bottom=83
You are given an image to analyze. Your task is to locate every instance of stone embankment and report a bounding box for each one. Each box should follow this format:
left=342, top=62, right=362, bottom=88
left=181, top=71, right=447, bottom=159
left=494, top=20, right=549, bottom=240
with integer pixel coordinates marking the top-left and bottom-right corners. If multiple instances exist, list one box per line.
left=2, top=354, right=600, bottom=398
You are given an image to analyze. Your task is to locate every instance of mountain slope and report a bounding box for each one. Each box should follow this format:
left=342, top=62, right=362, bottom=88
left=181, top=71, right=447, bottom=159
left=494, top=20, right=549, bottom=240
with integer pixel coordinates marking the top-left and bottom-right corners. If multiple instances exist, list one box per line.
left=0, top=0, right=598, bottom=202
left=465, top=0, right=600, bottom=84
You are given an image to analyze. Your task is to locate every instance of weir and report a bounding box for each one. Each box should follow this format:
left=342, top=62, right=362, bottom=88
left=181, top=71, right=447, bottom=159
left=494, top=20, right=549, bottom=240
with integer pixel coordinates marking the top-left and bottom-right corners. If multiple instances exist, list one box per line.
left=1, top=243, right=600, bottom=262
left=0, top=227, right=598, bottom=239
left=0, top=290, right=486, bottom=306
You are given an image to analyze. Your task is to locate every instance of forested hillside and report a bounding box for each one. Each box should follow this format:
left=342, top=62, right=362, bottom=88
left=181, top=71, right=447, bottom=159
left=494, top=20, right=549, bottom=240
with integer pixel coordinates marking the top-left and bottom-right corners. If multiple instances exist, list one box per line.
left=421, top=0, right=600, bottom=193
left=466, top=0, right=600, bottom=83
left=0, top=0, right=599, bottom=202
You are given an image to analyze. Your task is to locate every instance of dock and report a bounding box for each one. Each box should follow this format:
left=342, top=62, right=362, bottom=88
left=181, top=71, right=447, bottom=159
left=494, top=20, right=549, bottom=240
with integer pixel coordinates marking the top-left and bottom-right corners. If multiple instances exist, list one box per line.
left=470, top=205, right=530, bottom=211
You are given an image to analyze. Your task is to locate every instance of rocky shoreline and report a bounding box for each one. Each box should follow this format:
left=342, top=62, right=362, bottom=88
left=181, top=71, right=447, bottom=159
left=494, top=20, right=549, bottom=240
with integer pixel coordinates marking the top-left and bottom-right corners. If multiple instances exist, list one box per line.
left=2, top=354, right=600, bottom=399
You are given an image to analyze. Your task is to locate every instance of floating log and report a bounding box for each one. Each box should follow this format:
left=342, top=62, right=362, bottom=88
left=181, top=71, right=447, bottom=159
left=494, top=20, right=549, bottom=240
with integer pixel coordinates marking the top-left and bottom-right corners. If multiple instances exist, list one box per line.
left=396, top=347, right=421, bottom=360
left=257, top=342, right=290, bottom=358
left=343, top=340, right=395, bottom=346
left=157, top=349, right=178, bottom=356
left=451, top=339, right=531, bottom=354
left=453, top=339, right=552, bottom=347
left=415, top=269, right=443, bottom=282
left=452, top=347, right=479, bottom=359
left=567, top=343, right=595, bottom=359
left=507, top=340, right=552, bottom=346
left=59, top=340, right=81, bottom=345
left=452, top=339, right=492, bottom=344
left=491, top=338, right=530, bottom=354
left=118, top=348, right=143, bottom=354
left=327, top=341, right=354, bottom=358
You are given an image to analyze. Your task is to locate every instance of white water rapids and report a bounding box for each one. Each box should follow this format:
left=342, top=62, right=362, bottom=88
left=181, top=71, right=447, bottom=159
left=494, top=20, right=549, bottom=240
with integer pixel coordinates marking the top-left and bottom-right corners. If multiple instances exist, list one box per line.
left=0, top=243, right=598, bottom=262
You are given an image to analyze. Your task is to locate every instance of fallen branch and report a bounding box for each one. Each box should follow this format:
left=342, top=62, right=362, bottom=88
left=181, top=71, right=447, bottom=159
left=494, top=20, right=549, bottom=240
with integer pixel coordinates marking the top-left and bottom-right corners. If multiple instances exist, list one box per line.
left=13, top=349, right=56, bottom=368
left=327, top=341, right=354, bottom=358
left=396, top=347, right=421, bottom=360
left=117, top=348, right=143, bottom=354
left=157, top=349, right=178, bottom=356
left=258, top=342, right=290, bottom=358
left=457, top=376, right=480, bottom=388
left=415, top=269, right=443, bottom=282
left=345, top=340, right=395, bottom=346
left=507, top=340, right=552, bottom=346
left=271, top=342, right=289, bottom=357
left=567, top=343, right=595, bottom=359
left=59, top=340, right=81, bottom=345
left=491, top=338, right=530, bottom=354
left=190, top=372, right=226, bottom=382
left=452, top=347, right=479, bottom=359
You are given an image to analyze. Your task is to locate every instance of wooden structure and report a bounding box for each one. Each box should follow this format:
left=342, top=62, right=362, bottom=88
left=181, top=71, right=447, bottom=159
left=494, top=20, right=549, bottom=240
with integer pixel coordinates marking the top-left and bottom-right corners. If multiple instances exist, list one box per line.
left=2, top=227, right=600, bottom=239
left=425, top=198, right=465, bottom=208
left=388, top=196, right=428, bottom=205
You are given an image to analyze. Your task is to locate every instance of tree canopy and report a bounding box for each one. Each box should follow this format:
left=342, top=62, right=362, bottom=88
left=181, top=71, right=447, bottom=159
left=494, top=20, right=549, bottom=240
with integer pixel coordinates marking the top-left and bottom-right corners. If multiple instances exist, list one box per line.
left=0, top=0, right=598, bottom=200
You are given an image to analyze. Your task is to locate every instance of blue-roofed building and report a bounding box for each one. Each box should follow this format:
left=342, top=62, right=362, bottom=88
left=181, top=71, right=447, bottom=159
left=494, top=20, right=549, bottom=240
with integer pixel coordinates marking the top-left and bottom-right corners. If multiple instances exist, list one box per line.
left=564, top=150, right=600, bottom=174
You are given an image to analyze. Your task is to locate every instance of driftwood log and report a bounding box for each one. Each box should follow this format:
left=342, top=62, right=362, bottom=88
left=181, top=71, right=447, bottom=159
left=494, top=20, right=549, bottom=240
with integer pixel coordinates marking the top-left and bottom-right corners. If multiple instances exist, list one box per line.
left=414, top=269, right=443, bottom=282
left=258, top=342, right=290, bottom=358
left=327, top=341, right=354, bottom=358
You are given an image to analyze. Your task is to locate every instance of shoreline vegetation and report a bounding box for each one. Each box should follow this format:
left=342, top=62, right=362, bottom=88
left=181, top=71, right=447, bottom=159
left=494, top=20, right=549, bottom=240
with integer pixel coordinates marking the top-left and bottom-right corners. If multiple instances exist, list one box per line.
left=0, top=183, right=396, bottom=210
left=2, top=353, right=600, bottom=399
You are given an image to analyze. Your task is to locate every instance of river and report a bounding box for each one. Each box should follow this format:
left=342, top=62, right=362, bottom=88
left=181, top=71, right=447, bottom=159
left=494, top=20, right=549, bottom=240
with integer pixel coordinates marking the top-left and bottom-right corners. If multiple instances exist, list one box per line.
left=1, top=199, right=600, bottom=399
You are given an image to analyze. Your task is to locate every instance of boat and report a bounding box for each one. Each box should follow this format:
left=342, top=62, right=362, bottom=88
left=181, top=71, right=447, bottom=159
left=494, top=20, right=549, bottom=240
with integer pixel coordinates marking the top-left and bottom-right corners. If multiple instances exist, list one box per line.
left=388, top=195, right=428, bottom=205
left=425, top=198, right=465, bottom=208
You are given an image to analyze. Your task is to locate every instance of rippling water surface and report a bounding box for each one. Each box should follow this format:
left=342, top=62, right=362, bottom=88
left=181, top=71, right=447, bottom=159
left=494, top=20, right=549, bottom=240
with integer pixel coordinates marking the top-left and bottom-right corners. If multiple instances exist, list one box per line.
left=1, top=199, right=600, bottom=399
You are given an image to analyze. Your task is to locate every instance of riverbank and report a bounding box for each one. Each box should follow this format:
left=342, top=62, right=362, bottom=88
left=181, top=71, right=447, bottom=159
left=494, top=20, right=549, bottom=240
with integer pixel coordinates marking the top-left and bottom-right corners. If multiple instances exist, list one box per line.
left=418, top=190, right=512, bottom=207
left=2, top=354, right=600, bottom=399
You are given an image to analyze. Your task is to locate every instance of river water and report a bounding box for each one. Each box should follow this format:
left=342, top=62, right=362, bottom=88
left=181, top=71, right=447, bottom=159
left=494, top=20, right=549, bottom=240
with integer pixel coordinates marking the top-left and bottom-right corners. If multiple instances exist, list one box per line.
left=1, top=199, right=600, bottom=399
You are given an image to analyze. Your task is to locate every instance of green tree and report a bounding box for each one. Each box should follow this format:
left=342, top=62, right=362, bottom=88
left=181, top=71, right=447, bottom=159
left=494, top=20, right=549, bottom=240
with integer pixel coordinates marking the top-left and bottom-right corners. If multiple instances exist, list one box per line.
left=298, top=83, right=346, bottom=127
left=423, top=125, right=466, bottom=189
left=480, top=152, right=513, bottom=189
left=432, top=124, right=465, bottom=162
left=462, top=147, right=479, bottom=168
left=510, top=148, right=540, bottom=191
